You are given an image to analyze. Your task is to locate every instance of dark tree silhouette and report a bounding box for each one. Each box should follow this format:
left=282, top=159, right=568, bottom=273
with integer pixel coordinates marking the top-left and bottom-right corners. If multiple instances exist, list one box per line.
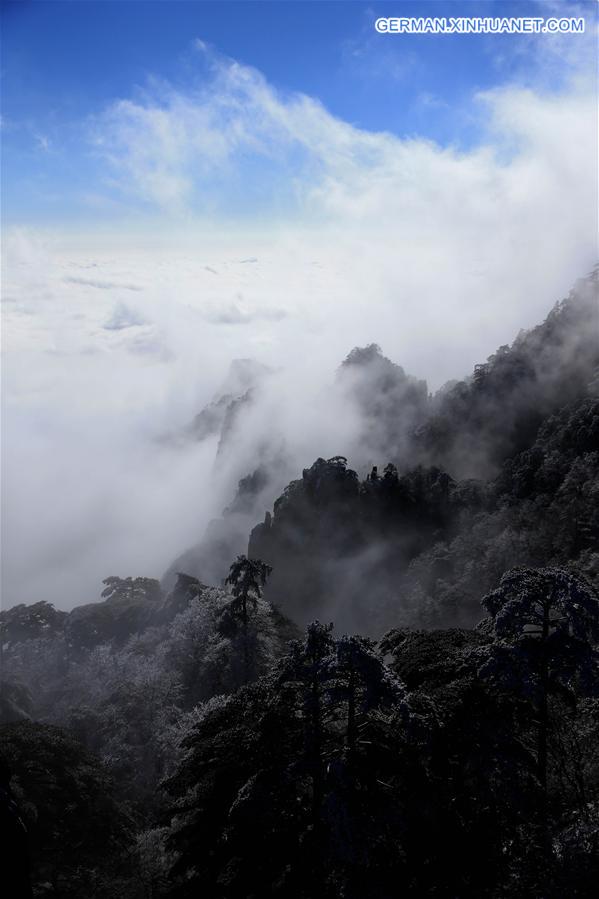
left=480, top=567, right=599, bottom=798
left=225, top=555, right=273, bottom=682
left=278, top=621, right=335, bottom=838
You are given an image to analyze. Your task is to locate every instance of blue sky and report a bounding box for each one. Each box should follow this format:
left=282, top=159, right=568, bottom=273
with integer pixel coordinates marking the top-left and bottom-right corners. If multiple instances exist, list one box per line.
left=2, top=0, right=596, bottom=227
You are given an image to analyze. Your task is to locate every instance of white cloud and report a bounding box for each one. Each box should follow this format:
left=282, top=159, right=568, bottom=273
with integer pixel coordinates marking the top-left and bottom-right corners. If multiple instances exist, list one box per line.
left=92, top=39, right=595, bottom=218
left=103, top=301, right=147, bottom=331
left=65, top=276, right=143, bottom=291
left=89, top=42, right=596, bottom=322
left=34, top=133, right=51, bottom=152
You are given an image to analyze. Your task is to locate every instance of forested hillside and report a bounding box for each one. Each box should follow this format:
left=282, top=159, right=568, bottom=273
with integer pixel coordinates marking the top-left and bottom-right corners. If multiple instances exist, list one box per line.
left=250, top=276, right=599, bottom=632
left=1, top=274, right=598, bottom=897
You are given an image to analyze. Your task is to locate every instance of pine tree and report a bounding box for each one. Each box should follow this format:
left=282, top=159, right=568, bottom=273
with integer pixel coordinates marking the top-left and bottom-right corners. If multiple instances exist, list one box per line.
left=224, top=556, right=272, bottom=683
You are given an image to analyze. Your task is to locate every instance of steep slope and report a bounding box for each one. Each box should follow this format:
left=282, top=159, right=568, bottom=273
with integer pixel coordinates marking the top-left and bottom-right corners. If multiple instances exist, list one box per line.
left=249, top=457, right=457, bottom=633
left=162, top=466, right=276, bottom=592
left=248, top=275, right=599, bottom=633
left=337, top=343, right=428, bottom=464
left=414, top=273, right=599, bottom=479
left=187, top=358, right=272, bottom=445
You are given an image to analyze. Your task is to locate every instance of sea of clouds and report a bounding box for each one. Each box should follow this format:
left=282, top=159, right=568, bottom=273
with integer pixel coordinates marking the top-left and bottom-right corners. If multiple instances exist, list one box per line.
left=2, top=25, right=597, bottom=609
